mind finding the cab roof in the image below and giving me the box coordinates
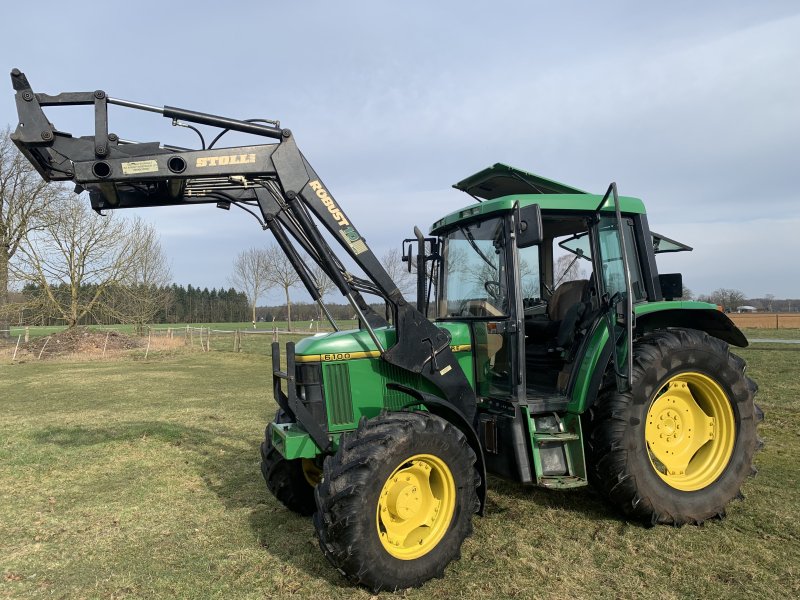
[453,163,588,199]
[431,163,646,235]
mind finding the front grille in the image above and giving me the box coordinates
[324,363,353,425]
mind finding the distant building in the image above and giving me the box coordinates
[735,306,758,313]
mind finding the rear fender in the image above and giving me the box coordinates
[635,308,748,347]
[571,307,747,415]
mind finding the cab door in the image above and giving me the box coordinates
[592,183,635,392]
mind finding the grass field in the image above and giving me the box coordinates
[0,341,798,599]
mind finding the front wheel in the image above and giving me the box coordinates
[313,411,479,592]
[260,410,321,516]
[585,328,761,525]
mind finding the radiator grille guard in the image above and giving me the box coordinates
[271,341,329,452]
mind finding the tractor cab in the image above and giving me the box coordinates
[423,165,654,485]
[430,164,649,408]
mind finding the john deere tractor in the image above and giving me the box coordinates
[11,69,761,592]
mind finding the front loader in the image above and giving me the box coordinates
[10,69,762,592]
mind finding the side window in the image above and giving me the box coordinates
[623,220,646,301]
[518,245,541,305]
[553,233,590,286]
[597,217,645,302]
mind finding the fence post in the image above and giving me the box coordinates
[207,328,211,352]
[24,326,29,343]
[38,337,50,360]
[12,334,21,362]
[102,331,110,358]
[190,327,194,347]
[145,330,152,359]
[776,314,779,330]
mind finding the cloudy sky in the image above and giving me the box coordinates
[1,1,797,302]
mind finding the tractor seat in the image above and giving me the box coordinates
[547,279,589,322]
[525,279,590,345]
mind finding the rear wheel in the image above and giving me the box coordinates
[585,328,761,525]
[313,411,479,592]
[260,410,319,516]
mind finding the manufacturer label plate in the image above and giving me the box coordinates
[121,160,159,175]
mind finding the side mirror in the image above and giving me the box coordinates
[517,203,543,248]
[659,273,683,300]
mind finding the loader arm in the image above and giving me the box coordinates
[9,69,476,425]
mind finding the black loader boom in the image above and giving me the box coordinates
[9,68,476,426]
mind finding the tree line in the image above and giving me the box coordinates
[12,283,249,327]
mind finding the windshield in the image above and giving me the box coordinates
[437,216,509,318]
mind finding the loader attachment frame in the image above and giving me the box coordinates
[9,68,477,427]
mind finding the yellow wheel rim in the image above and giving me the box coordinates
[301,459,322,487]
[376,454,456,560]
[645,372,736,491]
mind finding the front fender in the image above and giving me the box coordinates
[386,383,486,516]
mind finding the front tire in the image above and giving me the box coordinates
[585,328,761,525]
[313,411,479,592]
[260,410,320,516]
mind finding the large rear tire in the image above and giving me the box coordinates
[260,410,320,516]
[313,411,479,592]
[585,328,761,525]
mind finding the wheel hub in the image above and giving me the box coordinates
[386,476,423,520]
[645,372,735,491]
[376,454,456,560]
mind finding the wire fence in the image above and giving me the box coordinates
[727,313,800,329]
[175,326,317,355]
[0,324,327,362]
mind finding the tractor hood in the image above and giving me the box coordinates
[294,323,472,363]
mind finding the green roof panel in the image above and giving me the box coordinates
[453,163,588,199]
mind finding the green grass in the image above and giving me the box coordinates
[0,344,798,599]
[743,327,800,340]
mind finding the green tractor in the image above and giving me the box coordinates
[11,70,760,593]
[265,166,761,590]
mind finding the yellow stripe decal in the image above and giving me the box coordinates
[295,350,382,363]
[295,345,470,363]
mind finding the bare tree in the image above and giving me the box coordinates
[307,256,337,322]
[709,288,746,312]
[765,293,775,312]
[0,128,64,337]
[229,247,270,326]
[13,194,145,327]
[554,254,586,286]
[264,244,300,331]
[381,248,415,297]
[119,217,172,331]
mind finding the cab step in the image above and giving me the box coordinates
[538,475,588,489]
[528,411,588,489]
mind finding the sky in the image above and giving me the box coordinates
[1,1,798,302]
